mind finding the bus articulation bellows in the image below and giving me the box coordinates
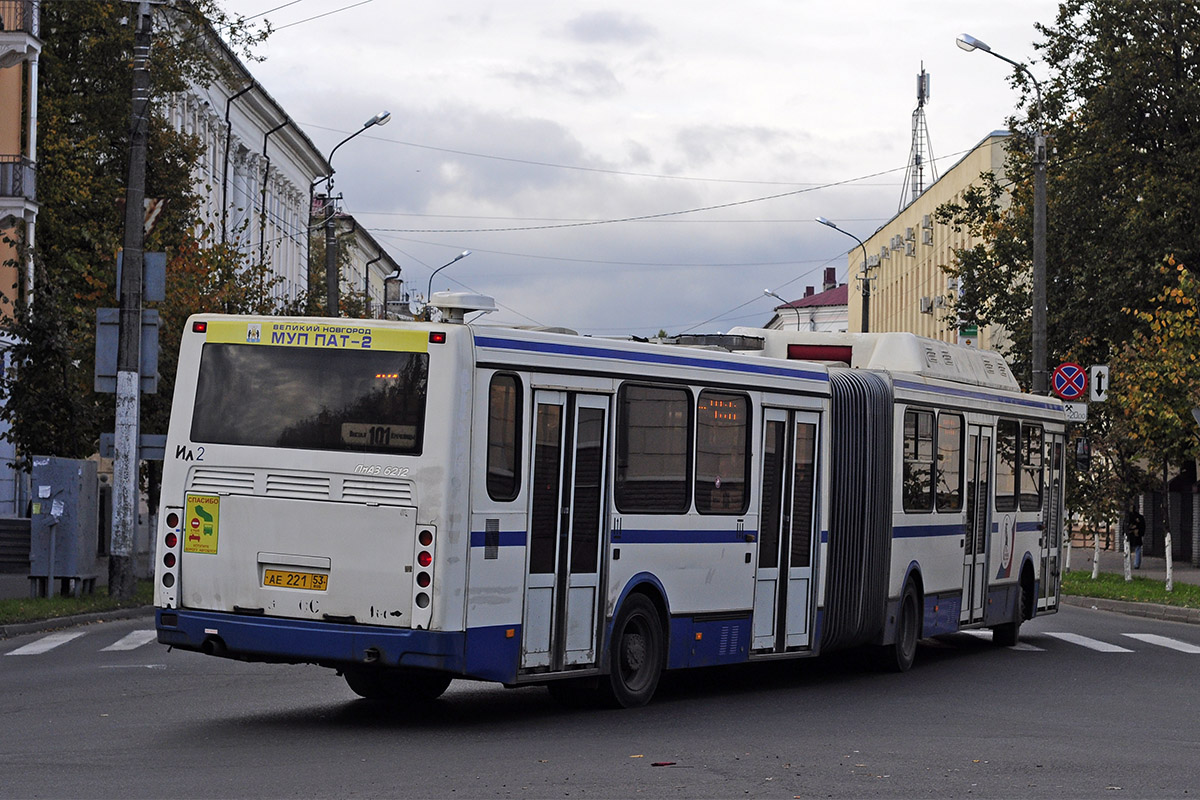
[154,294,1066,707]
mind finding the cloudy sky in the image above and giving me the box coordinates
[225,0,1061,336]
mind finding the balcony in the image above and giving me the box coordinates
[0,0,41,69]
[0,155,35,202]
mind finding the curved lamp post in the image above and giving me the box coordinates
[957,33,1048,394]
[425,250,472,320]
[816,217,871,332]
[763,289,802,330]
[322,110,391,317]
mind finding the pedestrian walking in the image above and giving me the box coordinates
[1126,508,1145,569]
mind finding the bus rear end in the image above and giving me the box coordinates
[154,315,473,693]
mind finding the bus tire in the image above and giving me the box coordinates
[603,594,664,708]
[343,667,452,703]
[992,571,1033,647]
[879,582,920,673]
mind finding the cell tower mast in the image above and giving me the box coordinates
[900,64,938,212]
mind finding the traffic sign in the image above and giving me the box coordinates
[1090,365,1109,402]
[1052,362,1088,401]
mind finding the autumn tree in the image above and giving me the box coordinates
[1109,258,1200,586]
[936,1,1200,522]
[0,2,266,465]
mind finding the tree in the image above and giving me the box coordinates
[1109,258,1200,588]
[936,1,1200,525]
[0,3,266,468]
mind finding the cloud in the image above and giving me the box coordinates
[503,59,624,98]
[562,11,657,45]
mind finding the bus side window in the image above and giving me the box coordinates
[486,373,523,502]
[902,409,934,512]
[936,413,964,512]
[1020,424,1044,511]
[615,384,692,513]
[995,419,1019,512]
[695,390,750,514]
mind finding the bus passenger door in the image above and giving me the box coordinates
[752,409,819,653]
[1040,434,1065,611]
[961,425,992,624]
[521,391,609,672]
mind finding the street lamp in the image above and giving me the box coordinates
[763,289,802,331]
[321,110,392,317]
[424,250,472,320]
[816,217,871,332]
[957,33,1048,394]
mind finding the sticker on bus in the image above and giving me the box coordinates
[184,494,220,555]
[202,319,429,353]
[340,423,418,449]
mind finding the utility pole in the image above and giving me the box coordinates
[111,0,153,600]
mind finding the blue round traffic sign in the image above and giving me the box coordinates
[1052,362,1088,400]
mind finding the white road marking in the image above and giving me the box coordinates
[5,631,87,656]
[1122,633,1200,654]
[1044,632,1133,652]
[960,629,1045,650]
[101,630,158,652]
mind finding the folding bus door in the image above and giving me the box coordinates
[961,425,992,624]
[752,408,819,653]
[521,391,609,671]
[1040,433,1065,610]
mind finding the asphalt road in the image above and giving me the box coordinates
[2,605,1198,799]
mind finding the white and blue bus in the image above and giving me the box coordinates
[154,294,1066,707]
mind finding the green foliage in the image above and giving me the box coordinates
[1110,259,1200,466]
[936,1,1200,521]
[0,580,153,626]
[0,2,270,466]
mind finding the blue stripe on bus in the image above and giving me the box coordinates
[892,524,964,539]
[474,335,829,384]
[892,378,1063,412]
[469,530,527,548]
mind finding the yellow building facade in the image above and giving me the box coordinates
[848,131,1009,352]
[0,0,40,318]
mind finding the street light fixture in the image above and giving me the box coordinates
[816,217,871,332]
[957,32,1048,394]
[425,250,472,320]
[322,110,392,317]
[763,289,802,331]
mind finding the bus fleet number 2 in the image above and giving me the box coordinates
[353,464,410,478]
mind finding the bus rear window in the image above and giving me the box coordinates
[190,344,428,454]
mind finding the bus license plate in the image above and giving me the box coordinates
[263,569,328,591]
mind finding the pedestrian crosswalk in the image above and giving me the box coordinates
[4,626,1200,658]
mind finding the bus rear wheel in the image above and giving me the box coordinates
[603,594,664,708]
[878,583,920,673]
[993,572,1033,647]
[342,667,452,703]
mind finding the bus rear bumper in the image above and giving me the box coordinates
[156,608,519,683]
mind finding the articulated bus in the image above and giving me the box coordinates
[154,294,1066,707]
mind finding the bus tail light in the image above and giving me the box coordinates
[412,526,436,630]
[158,506,183,607]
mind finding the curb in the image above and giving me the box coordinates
[0,605,154,640]
[1061,594,1200,625]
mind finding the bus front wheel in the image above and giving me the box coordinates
[603,594,664,708]
[342,667,451,703]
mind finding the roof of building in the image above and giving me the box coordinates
[775,283,848,309]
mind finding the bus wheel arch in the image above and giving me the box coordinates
[603,587,667,708]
